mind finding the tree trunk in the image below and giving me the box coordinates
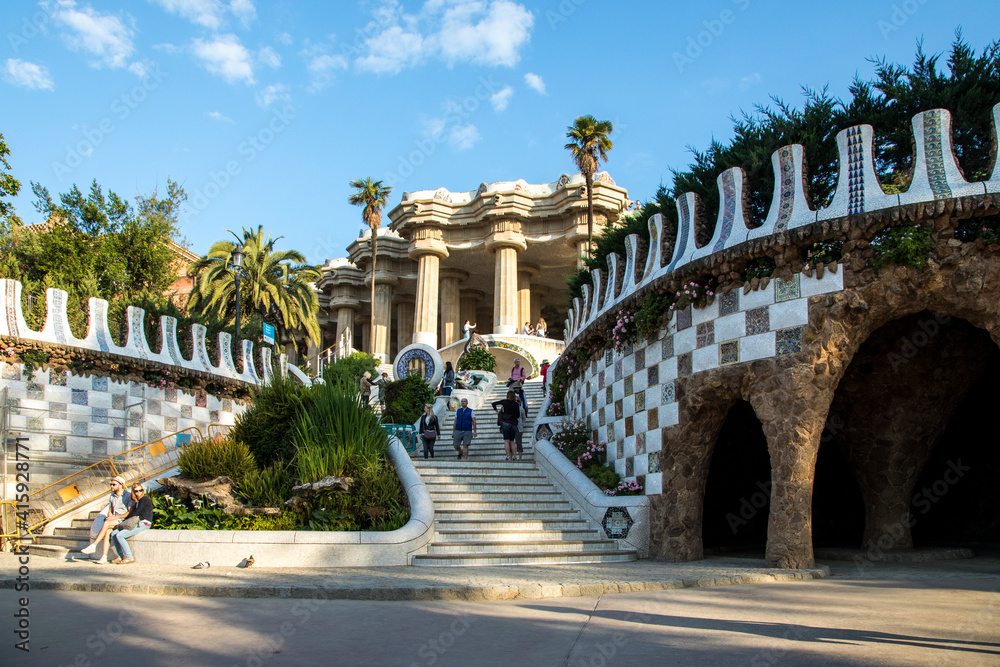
[585,172,595,257]
[370,231,377,355]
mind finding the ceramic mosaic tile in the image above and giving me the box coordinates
[165,387,178,403]
[49,435,66,452]
[92,439,107,456]
[7,397,20,415]
[647,407,659,430]
[210,410,220,422]
[50,402,66,420]
[223,398,233,412]
[91,375,108,391]
[614,400,623,420]
[623,343,633,357]
[114,427,126,439]
[746,306,770,336]
[719,290,739,316]
[662,381,676,404]
[92,407,108,424]
[720,340,740,365]
[591,395,597,411]
[130,381,143,398]
[623,416,633,437]
[605,350,613,365]
[71,421,88,436]
[623,376,633,397]
[677,352,692,377]
[71,389,88,406]
[112,394,126,410]
[676,305,692,331]
[195,393,208,408]
[635,347,645,370]
[776,326,805,355]
[164,416,178,432]
[129,411,141,427]
[625,456,634,477]
[648,452,660,474]
[2,364,17,380]
[28,417,43,431]
[775,274,801,302]
[598,371,605,390]
[606,387,613,403]
[49,369,67,386]
[636,432,646,455]
[181,404,193,419]
[614,360,623,382]
[635,391,645,413]
[661,336,674,360]
[647,365,659,387]
[147,399,161,416]
[599,409,606,426]
[26,382,43,400]
[696,321,715,348]
[615,441,623,460]
[148,429,161,442]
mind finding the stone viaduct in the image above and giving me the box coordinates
[555,105,1000,569]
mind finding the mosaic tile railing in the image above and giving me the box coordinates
[0,280,274,386]
[562,104,1000,347]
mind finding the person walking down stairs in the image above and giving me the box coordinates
[491,391,520,461]
[419,403,440,459]
[452,398,477,461]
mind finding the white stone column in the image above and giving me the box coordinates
[370,275,396,363]
[517,265,538,335]
[486,219,526,337]
[335,307,355,349]
[439,269,467,347]
[396,299,414,353]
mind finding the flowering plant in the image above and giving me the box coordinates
[575,440,606,469]
[604,478,644,497]
[804,240,843,268]
[547,400,565,417]
[610,308,637,352]
[672,279,715,310]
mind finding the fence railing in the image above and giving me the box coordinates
[21,426,205,534]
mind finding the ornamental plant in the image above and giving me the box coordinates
[868,225,934,269]
[546,399,565,417]
[954,216,1000,244]
[457,347,497,372]
[804,240,843,268]
[635,292,674,339]
[672,278,716,310]
[742,256,777,282]
[610,307,637,351]
[605,478,644,497]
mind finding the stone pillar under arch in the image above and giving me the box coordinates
[369,273,397,363]
[395,299,414,355]
[517,265,538,335]
[409,235,448,348]
[531,285,549,332]
[335,306,355,348]
[486,219,526,337]
[460,290,485,337]
[439,269,468,347]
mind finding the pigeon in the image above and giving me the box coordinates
[244,555,255,568]
[192,561,210,569]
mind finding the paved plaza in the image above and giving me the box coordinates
[3,552,998,666]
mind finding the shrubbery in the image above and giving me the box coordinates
[321,351,378,387]
[458,347,496,372]
[232,374,312,466]
[869,225,935,268]
[381,374,435,425]
[177,437,257,484]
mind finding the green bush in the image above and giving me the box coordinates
[457,347,496,372]
[297,456,409,532]
[381,374,435,425]
[869,225,935,268]
[236,459,295,507]
[804,240,843,267]
[177,437,257,484]
[228,510,301,531]
[584,464,620,492]
[232,374,312,466]
[152,493,302,530]
[292,378,388,482]
[635,293,674,339]
[743,256,776,281]
[321,352,379,387]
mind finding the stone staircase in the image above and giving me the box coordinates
[29,510,100,559]
[411,381,636,566]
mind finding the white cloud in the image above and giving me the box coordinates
[148,0,256,29]
[738,72,761,92]
[354,0,533,73]
[258,46,281,68]
[447,123,480,150]
[206,110,233,122]
[490,85,513,111]
[127,60,153,78]
[192,34,254,84]
[306,53,347,91]
[275,32,293,46]
[254,82,289,108]
[50,0,135,69]
[2,59,54,91]
[523,72,545,95]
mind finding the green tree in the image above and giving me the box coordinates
[0,132,22,231]
[565,115,613,255]
[348,177,392,355]
[187,226,321,350]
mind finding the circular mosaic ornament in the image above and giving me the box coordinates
[393,343,444,389]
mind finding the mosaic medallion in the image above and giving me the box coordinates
[602,506,634,539]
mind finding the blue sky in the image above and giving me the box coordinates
[1,0,995,265]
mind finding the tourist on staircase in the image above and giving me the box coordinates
[491,391,521,461]
[452,397,477,460]
[514,393,528,461]
[419,403,440,459]
[508,359,527,405]
[440,361,455,396]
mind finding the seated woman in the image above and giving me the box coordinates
[109,482,154,564]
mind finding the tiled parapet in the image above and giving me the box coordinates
[0,279,276,387]
[563,103,1000,345]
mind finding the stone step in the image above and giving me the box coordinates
[427,500,572,511]
[426,540,621,555]
[423,482,556,492]
[426,491,565,502]
[54,526,92,538]
[434,509,583,521]
[413,460,534,470]
[411,550,637,567]
[33,534,89,550]
[433,529,603,542]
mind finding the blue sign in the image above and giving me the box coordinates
[262,322,275,345]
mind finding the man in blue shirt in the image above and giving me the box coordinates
[452,397,477,460]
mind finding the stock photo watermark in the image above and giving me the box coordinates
[673,0,753,73]
[409,612,475,666]
[877,0,931,40]
[6,3,59,53]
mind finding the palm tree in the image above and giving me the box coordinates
[348,177,392,354]
[187,225,321,350]
[565,115,613,255]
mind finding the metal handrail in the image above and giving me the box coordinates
[22,426,206,534]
